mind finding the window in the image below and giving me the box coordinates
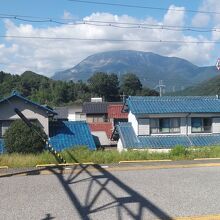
[0,120,12,137]
[159,118,170,133]
[75,112,86,121]
[171,118,181,133]
[191,117,212,133]
[150,118,180,134]
[150,118,159,134]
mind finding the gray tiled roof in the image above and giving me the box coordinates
[83,102,108,114]
[54,107,68,119]
[83,102,122,114]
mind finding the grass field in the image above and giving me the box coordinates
[1,146,220,168]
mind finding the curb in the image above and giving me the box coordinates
[0,166,8,169]
[119,160,172,164]
[174,213,220,220]
[36,162,94,167]
[194,158,220,161]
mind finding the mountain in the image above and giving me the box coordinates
[52,50,219,92]
[171,75,220,96]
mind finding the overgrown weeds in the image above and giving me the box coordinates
[1,146,220,168]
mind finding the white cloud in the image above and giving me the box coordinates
[0,7,216,77]
[192,0,220,27]
[192,13,210,27]
[163,5,185,26]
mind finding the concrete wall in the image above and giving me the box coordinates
[0,97,50,135]
[212,118,220,133]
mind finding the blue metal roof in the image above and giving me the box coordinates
[126,96,220,115]
[117,122,220,149]
[0,91,57,115]
[49,121,96,151]
[117,122,141,147]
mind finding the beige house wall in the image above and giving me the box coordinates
[0,98,50,135]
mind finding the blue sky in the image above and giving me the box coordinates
[0,0,219,76]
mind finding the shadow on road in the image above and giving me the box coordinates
[50,151,172,220]
[0,152,172,220]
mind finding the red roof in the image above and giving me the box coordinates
[108,104,128,119]
[89,122,113,138]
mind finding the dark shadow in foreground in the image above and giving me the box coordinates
[0,152,172,220]
[49,151,172,220]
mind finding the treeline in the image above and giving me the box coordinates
[0,71,158,106]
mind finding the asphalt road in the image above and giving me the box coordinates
[1,164,220,220]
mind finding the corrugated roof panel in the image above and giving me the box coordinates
[138,136,191,149]
[117,123,220,149]
[190,135,220,146]
[117,122,140,147]
[49,121,96,151]
[127,96,220,114]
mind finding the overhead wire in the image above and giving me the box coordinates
[0,14,220,33]
[0,35,219,44]
[69,0,220,15]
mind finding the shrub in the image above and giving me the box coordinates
[4,120,47,154]
[170,145,187,158]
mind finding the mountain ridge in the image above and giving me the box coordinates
[52,50,219,92]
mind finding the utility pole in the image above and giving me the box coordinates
[155,80,166,97]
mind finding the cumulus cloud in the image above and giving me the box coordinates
[163,5,185,26]
[0,6,216,76]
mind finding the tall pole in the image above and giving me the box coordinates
[155,80,166,97]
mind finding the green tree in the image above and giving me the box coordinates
[139,87,159,96]
[88,72,120,101]
[120,73,142,96]
[4,120,46,154]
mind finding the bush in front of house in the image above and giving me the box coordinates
[4,120,47,154]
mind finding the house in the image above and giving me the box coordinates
[0,91,96,153]
[116,96,220,152]
[54,104,86,121]
[0,91,57,136]
[82,102,109,123]
[82,100,129,147]
[108,104,128,126]
[68,104,86,121]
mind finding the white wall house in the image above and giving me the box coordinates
[68,104,86,121]
[116,96,220,152]
[128,112,220,136]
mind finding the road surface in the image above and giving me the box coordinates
[1,163,220,220]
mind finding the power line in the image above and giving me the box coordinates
[69,0,220,15]
[1,14,220,33]
[1,35,219,44]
